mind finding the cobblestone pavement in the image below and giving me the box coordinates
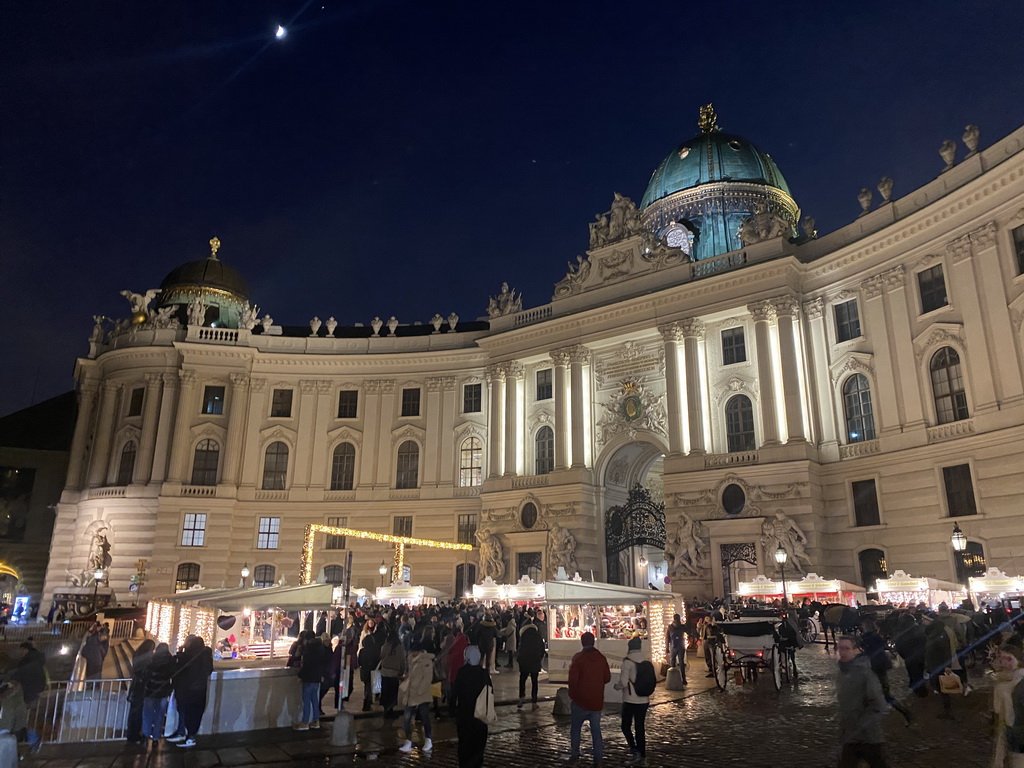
[32,645,998,768]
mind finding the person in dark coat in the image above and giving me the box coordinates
[860,618,911,725]
[516,621,545,709]
[141,643,174,744]
[294,632,331,730]
[357,633,381,712]
[892,610,928,698]
[450,645,491,768]
[167,635,213,748]
[476,614,499,673]
[126,639,156,744]
[10,641,47,706]
[81,623,109,679]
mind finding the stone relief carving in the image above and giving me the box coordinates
[598,249,634,282]
[913,325,965,361]
[760,510,812,573]
[606,192,643,243]
[595,377,667,445]
[668,474,806,517]
[186,299,207,327]
[606,456,629,487]
[593,340,665,389]
[830,354,875,387]
[486,282,522,318]
[803,297,824,320]
[553,254,592,297]
[547,523,578,577]
[737,206,792,244]
[663,511,708,578]
[747,300,778,323]
[143,306,181,331]
[476,528,505,581]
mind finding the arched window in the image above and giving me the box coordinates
[396,441,419,489]
[330,443,356,490]
[323,565,345,586]
[116,440,137,485]
[262,441,289,490]
[535,426,554,475]
[858,549,887,591]
[253,564,276,588]
[175,562,201,591]
[930,347,969,424]
[455,563,477,596]
[842,374,876,443]
[725,395,756,452]
[191,439,220,486]
[460,437,483,487]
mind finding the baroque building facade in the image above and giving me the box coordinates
[43,112,1024,608]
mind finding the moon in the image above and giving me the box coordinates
[275,25,287,39]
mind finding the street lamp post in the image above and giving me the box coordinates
[951,523,973,608]
[240,563,250,589]
[775,546,789,605]
[91,567,105,614]
[379,561,388,588]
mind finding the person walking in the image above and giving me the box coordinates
[81,623,109,679]
[477,613,499,673]
[450,646,491,768]
[992,644,1024,767]
[398,640,435,754]
[500,616,518,669]
[516,620,544,710]
[860,618,911,725]
[566,632,611,766]
[923,611,958,718]
[378,627,407,718]
[167,635,213,749]
[294,631,330,730]
[141,643,174,746]
[10,641,48,708]
[614,637,650,766]
[357,633,381,712]
[835,634,888,768]
[666,614,687,684]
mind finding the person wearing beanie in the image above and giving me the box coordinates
[398,640,436,754]
[614,637,650,766]
[567,632,611,765]
[992,643,1024,766]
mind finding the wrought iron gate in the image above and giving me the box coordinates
[604,484,665,585]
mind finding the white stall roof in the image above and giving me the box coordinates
[194,583,336,612]
[543,580,673,606]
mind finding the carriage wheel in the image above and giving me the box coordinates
[771,648,782,691]
[712,644,727,690]
[800,618,818,645]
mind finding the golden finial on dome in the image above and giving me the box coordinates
[698,104,720,134]
[209,236,221,260]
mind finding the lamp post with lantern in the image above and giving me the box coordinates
[239,563,250,589]
[379,561,388,588]
[775,546,789,605]
[951,523,974,608]
[91,567,105,614]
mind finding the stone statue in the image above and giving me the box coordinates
[325,316,338,336]
[553,254,592,297]
[119,289,160,317]
[857,188,873,216]
[447,312,459,331]
[261,314,274,332]
[430,314,444,333]
[607,193,639,242]
[239,304,260,331]
[186,299,207,327]
[370,317,383,336]
[310,316,322,336]
[801,216,817,239]
[547,523,578,576]
[877,176,894,204]
[486,282,522,318]
[589,212,609,249]
[89,528,112,572]
[476,528,505,581]
[939,140,957,170]
[962,124,980,154]
[738,207,791,244]
[386,316,398,336]
[664,512,707,578]
[760,510,811,572]
[90,316,108,343]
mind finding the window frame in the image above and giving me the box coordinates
[175,562,201,592]
[393,515,413,539]
[322,564,345,586]
[940,462,978,518]
[400,388,421,417]
[180,513,207,547]
[463,383,482,414]
[720,327,747,366]
[127,387,145,417]
[270,388,294,418]
[535,368,553,401]
[1012,224,1024,276]
[252,564,276,588]
[917,264,949,315]
[857,548,888,592]
[842,373,876,443]
[337,390,358,419]
[330,442,356,491]
[116,440,137,485]
[929,346,970,424]
[191,438,220,486]
[459,436,483,487]
[724,394,756,453]
[457,513,478,545]
[257,516,281,549]
[262,441,289,490]
[325,516,347,550]
[395,440,420,489]
[535,425,554,475]
[850,478,881,527]
[201,385,226,415]
[833,299,862,343]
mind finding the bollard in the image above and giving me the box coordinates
[665,666,686,690]
[553,686,572,716]
[331,711,356,746]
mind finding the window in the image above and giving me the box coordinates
[337,390,358,419]
[116,441,137,485]
[917,264,948,314]
[191,439,220,486]
[396,441,419,489]
[958,541,987,579]
[1014,225,1024,275]
[943,464,977,517]
[401,388,421,417]
[180,513,207,546]
[252,564,276,588]
[127,387,145,417]
[535,426,554,474]
[834,300,862,343]
[325,516,347,550]
[323,565,345,586]
[725,395,756,452]
[463,383,482,413]
[721,327,746,365]
[257,517,281,549]
[202,386,225,415]
[457,514,478,545]
[330,443,356,490]
[459,437,483,487]
[393,516,413,538]
[858,549,887,591]
[930,347,969,424]
[262,442,289,489]
[520,502,538,529]
[270,389,293,418]
[175,563,201,592]
[536,369,553,401]
[852,479,880,527]
[455,563,477,595]
[843,374,876,443]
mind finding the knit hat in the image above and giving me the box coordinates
[627,637,642,651]
[580,632,596,647]
[464,645,482,666]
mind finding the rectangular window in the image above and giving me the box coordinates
[180,513,207,547]
[257,517,280,549]
[325,516,347,550]
[457,513,478,545]
[721,327,746,365]
[270,389,293,418]
[834,300,862,343]
[536,368,553,401]
[401,388,421,417]
[943,464,977,517]
[463,383,482,413]
[393,516,413,539]
[1014,225,1024,275]
[127,387,145,417]
[202,386,225,415]
[337,390,358,419]
[851,479,880,527]
[918,264,949,314]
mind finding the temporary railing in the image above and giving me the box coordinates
[28,678,132,744]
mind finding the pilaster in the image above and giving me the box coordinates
[657,324,685,455]
[747,300,780,445]
[134,373,164,485]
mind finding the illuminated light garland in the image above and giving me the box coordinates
[194,608,215,648]
[177,606,192,650]
[157,602,173,646]
[300,524,474,585]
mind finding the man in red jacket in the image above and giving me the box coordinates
[567,632,611,765]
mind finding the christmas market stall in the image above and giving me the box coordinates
[873,570,966,608]
[968,568,1024,603]
[375,583,445,606]
[472,575,546,606]
[736,573,867,606]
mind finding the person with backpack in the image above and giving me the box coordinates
[614,637,654,767]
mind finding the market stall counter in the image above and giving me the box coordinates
[873,570,966,608]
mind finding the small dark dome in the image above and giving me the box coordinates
[160,257,250,300]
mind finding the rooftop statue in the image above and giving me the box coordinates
[486,282,522,318]
[120,289,159,319]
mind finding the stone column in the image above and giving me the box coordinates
[166,371,198,484]
[680,318,707,454]
[134,373,164,484]
[424,378,443,486]
[66,381,99,490]
[657,324,685,455]
[307,381,333,491]
[568,346,589,468]
[550,350,571,469]
[375,381,396,488]
[802,298,838,445]
[880,266,926,428]
[859,275,900,434]
[485,365,505,479]
[149,373,178,484]
[438,377,458,486]
[503,362,523,476]
[747,300,781,446]
[947,234,998,412]
[772,297,807,443]
[86,381,120,487]
[292,380,319,488]
[238,378,267,489]
[218,374,250,487]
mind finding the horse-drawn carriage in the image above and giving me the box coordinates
[710,618,798,691]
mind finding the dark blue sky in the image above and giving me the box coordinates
[2,1,1023,415]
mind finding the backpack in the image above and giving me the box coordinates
[631,659,657,697]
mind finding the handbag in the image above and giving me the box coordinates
[474,683,497,724]
[163,693,179,738]
[370,669,383,695]
[938,669,963,695]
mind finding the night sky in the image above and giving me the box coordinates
[2,1,1023,416]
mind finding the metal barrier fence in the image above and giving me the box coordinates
[1,619,136,644]
[28,679,132,744]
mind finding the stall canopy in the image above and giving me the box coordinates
[472,576,545,603]
[195,583,337,612]
[376,584,445,605]
[969,567,1024,596]
[873,570,966,606]
[544,579,670,606]
[737,574,866,599]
